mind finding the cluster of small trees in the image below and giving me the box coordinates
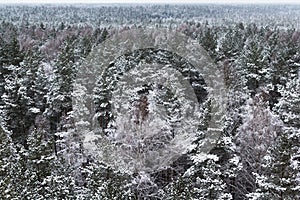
[0,5,299,199]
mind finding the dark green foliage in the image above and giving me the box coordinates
[198,25,218,59]
[46,36,79,153]
[161,176,193,200]
[0,126,20,199]
[0,5,299,199]
[0,46,47,145]
[83,162,132,199]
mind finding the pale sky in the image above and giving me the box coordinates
[0,0,299,4]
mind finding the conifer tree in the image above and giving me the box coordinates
[47,36,78,153]
[22,128,55,199]
[252,78,300,200]
[0,125,20,199]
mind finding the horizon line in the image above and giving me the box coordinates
[1,2,300,5]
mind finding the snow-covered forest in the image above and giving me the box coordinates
[0,4,300,199]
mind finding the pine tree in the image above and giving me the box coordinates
[1,64,28,144]
[217,25,245,61]
[0,22,23,109]
[252,78,300,199]
[20,47,48,115]
[186,152,232,200]
[0,22,23,67]
[47,36,78,153]
[162,176,192,200]
[42,156,76,199]
[22,128,55,199]
[198,25,218,59]
[0,46,48,145]
[0,125,20,199]
[238,34,271,96]
[84,162,131,199]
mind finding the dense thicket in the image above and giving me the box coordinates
[0,4,299,199]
